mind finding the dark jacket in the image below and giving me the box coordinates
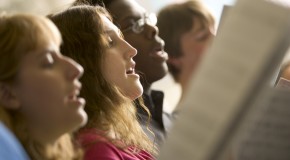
[136,90,173,146]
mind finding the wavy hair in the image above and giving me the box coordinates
[49,5,155,154]
[0,13,82,160]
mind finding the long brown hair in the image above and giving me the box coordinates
[49,5,155,153]
[0,13,82,160]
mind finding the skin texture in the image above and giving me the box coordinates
[172,18,214,92]
[102,15,143,100]
[11,36,87,143]
[281,64,290,80]
[107,0,168,93]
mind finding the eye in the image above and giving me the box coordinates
[107,36,115,48]
[41,53,55,68]
[195,30,210,42]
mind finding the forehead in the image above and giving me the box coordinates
[108,0,146,21]
[19,18,61,57]
[30,18,61,49]
[101,15,119,32]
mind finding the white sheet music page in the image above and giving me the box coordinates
[233,87,290,160]
[158,0,290,159]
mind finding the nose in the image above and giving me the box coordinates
[144,23,158,40]
[63,56,84,81]
[123,40,137,58]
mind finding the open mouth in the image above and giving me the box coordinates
[67,89,80,101]
[126,68,135,74]
[150,47,168,61]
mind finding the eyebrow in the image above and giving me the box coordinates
[121,15,138,23]
[193,26,208,34]
[105,29,123,37]
[35,49,58,59]
[119,13,144,24]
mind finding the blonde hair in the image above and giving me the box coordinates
[49,5,156,154]
[0,13,82,160]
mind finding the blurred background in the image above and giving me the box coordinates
[0,0,235,26]
[0,0,236,113]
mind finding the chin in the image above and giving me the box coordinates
[70,110,88,132]
[129,82,143,100]
[78,109,88,127]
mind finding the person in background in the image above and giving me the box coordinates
[275,54,290,84]
[49,5,156,159]
[157,0,215,102]
[73,0,171,146]
[0,13,87,160]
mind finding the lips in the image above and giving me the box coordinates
[126,68,135,74]
[150,46,168,62]
[67,83,85,107]
[126,61,136,75]
[67,89,80,101]
[150,40,168,62]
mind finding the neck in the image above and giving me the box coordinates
[140,77,152,95]
[28,126,58,146]
[142,83,152,95]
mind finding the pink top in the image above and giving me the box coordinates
[78,129,155,160]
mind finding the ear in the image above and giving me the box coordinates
[0,83,20,110]
[167,57,182,69]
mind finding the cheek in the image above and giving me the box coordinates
[103,62,123,86]
[18,78,65,123]
[103,53,125,86]
[183,42,206,56]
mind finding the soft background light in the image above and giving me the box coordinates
[0,0,236,113]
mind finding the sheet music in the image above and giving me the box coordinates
[158,0,290,159]
[233,88,290,160]
[217,5,231,34]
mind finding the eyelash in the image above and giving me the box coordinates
[42,53,55,68]
[107,36,115,47]
[195,32,210,42]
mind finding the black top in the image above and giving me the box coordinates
[136,90,173,146]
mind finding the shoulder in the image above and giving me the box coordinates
[0,122,29,160]
[78,129,124,160]
[84,140,124,160]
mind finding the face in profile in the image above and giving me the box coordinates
[176,18,214,86]
[107,0,168,84]
[101,15,143,100]
[12,21,87,137]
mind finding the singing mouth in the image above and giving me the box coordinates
[67,83,82,101]
[150,41,168,61]
[68,89,80,101]
[126,67,135,74]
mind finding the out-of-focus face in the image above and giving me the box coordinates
[13,25,87,139]
[281,64,290,80]
[101,15,143,100]
[175,18,214,88]
[107,0,168,85]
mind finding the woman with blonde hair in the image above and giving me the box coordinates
[0,13,87,160]
[49,5,155,160]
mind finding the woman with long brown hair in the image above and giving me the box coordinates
[50,5,155,160]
